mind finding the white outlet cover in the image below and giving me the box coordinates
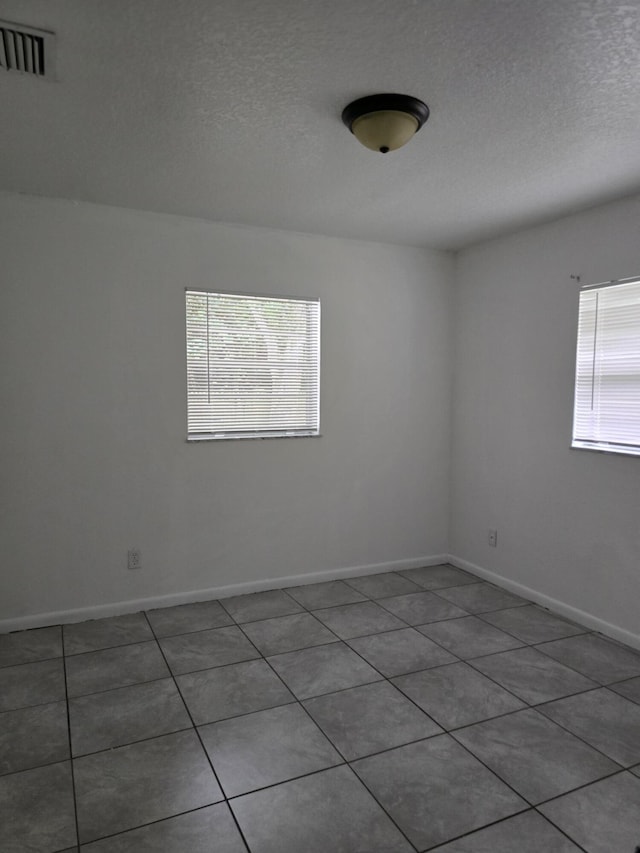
[127,549,142,569]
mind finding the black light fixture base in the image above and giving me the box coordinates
[341,93,430,133]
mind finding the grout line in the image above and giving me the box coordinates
[6,568,639,852]
[60,648,81,850]
[189,698,300,729]
[449,710,626,776]
[63,636,156,658]
[0,652,64,671]
[528,812,591,853]
[63,638,157,658]
[68,724,196,763]
[435,656,633,771]
[0,694,68,716]
[473,608,591,645]
[0,754,79,781]
[221,762,353,802]
[67,672,173,701]
[423,808,590,853]
[531,766,629,807]
[63,803,238,849]
[230,603,421,852]
[143,622,237,640]
[288,579,633,838]
[141,611,253,853]
[461,653,598,704]
[319,635,544,816]
[607,680,640,706]
[144,612,249,850]
[279,589,531,847]
[530,636,640,687]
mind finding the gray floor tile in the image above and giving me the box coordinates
[0,626,62,668]
[436,582,528,613]
[400,564,477,590]
[348,627,456,677]
[538,688,640,766]
[267,643,382,699]
[454,708,618,803]
[431,809,582,851]
[417,615,523,658]
[610,675,640,704]
[470,646,597,704]
[69,678,191,756]
[378,591,468,625]
[284,580,366,609]
[345,572,422,598]
[65,641,169,698]
[63,613,153,655]
[145,599,233,638]
[0,701,69,775]
[221,590,302,623]
[231,765,413,853]
[393,661,525,729]
[312,601,405,639]
[352,735,526,850]
[200,703,342,796]
[0,761,76,853]
[159,626,259,675]
[0,658,65,712]
[177,658,294,725]
[74,729,222,844]
[539,772,640,853]
[9,572,639,853]
[240,612,337,656]
[303,680,441,760]
[79,803,247,852]
[480,605,586,644]
[536,633,640,684]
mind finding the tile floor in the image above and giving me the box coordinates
[1,566,640,852]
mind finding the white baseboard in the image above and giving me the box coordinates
[448,554,640,653]
[0,553,449,633]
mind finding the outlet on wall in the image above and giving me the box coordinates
[127,548,142,570]
[488,529,498,547]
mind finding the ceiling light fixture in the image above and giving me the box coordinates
[342,93,429,154]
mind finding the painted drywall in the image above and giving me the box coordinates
[451,193,640,640]
[0,193,453,622]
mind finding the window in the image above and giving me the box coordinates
[572,276,640,457]
[186,290,320,441]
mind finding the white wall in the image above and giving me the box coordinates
[451,194,640,642]
[0,193,453,625]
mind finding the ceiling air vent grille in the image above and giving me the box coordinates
[0,20,55,78]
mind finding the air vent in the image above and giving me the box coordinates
[0,20,55,79]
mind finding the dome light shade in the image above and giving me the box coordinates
[342,94,429,153]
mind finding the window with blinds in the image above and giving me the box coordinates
[186,290,320,441]
[572,277,640,457]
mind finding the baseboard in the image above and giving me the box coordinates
[0,553,449,633]
[448,554,640,653]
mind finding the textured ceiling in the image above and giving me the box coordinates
[0,0,639,248]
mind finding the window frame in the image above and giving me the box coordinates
[571,275,640,459]
[185,287,321,442]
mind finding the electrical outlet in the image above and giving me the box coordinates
[127,548,142,570]
[488,529,498,547]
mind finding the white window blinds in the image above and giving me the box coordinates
[186,290,320,440]
[572,277,640,457]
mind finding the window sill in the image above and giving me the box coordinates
[571,442,640,458]
[187,432,322,443]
